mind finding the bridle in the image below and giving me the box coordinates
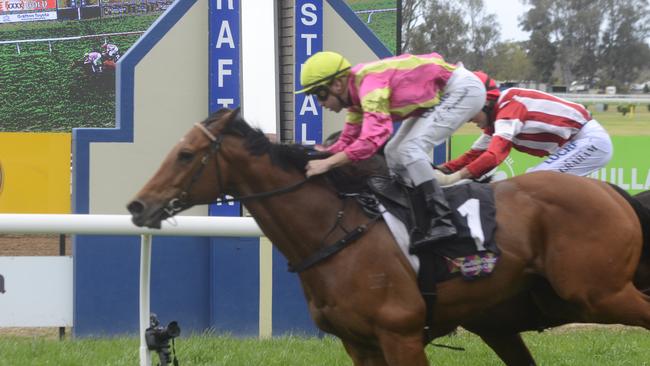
[163,119,381,275]
[163,122,309,217]
[163,123,224,216]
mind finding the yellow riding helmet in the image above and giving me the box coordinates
[295,51,351,94]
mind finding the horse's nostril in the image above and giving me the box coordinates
[127,200,145,215]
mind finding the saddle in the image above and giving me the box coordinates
[364,175,500,343]
[367,175,500,277]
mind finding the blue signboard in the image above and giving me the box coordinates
[209,0,260,336]
[209,0,241,217]
[294,0,323,145]
[269,0,326,336]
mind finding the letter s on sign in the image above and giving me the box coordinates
[301,3,317,26]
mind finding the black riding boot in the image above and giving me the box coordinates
[410,179,457,251]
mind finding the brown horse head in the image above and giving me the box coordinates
[127,108,243,228]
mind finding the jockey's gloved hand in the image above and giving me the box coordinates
[432,170,463,186]
[433,164,452,174]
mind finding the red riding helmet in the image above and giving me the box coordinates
[474,71,500,101]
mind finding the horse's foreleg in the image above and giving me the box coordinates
[341,341,389,366]
[340,332,428,366]
[476,332,537,366]
[376,331,429,366]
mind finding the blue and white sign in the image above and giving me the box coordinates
[209,0,241,216]
[294,0,323,144]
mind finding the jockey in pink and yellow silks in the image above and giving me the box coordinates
[296,51,487,251]
[326,53,456,160]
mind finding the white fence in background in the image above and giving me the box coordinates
[0,31,146,54]
[354,7,396,23]
[556,93,650,104]
[0,214,263,366]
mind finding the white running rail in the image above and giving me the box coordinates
[353,7,396,23]
[0,31,145,54]
[0,214,262,366]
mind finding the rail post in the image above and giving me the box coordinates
[139,234,152,366]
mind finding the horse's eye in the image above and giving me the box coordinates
[178,151,194,163]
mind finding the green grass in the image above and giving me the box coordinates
[346,0,396,8]
[1,327,650,365]
[588,104,650,136]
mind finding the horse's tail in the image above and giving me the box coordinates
[621,189,650,294]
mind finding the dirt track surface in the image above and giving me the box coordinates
[0,234,72,338]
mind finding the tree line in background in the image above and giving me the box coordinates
[402,0,650,91]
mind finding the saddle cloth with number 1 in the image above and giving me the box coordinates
[367,176,500,282]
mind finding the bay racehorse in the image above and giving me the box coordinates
[459,188,650,365]
[128,108,650,366]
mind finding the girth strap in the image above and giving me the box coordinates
[288,222,375,273]
[417,251,437,343]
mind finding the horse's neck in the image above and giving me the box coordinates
[238,171,348,266]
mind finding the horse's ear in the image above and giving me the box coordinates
[221,107,249,137]
[232,107,242,120]
[230,107,247,126]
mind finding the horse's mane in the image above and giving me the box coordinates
[203,109,387,192]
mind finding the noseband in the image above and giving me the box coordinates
[164,122,310,217]
[164,123,225,216]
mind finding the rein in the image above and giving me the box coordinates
[213,178,310,204]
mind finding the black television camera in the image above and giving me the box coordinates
[145,313,180,366]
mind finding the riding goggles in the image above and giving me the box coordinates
[307,84,331,102]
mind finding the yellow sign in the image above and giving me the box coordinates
[0,133,71,213]
[0,160,4,195]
